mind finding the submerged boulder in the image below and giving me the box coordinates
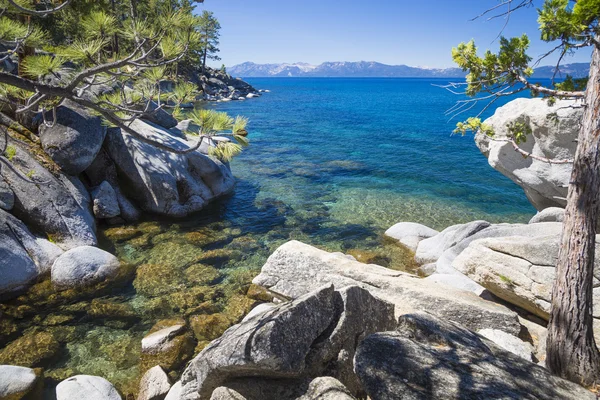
[253,241,521,335]
[476,98,582,210]
[39,100,107,175]
[354,313,594,400]
[104,119,235,217]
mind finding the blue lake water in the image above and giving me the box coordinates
[212,77,535,234]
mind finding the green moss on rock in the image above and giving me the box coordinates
[0,331,61,367]
[189,313,231,341]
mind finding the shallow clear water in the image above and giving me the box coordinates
[0,78,537,395]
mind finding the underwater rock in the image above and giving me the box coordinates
[103,226,143,242]
[184,264,221,286]
[51,246,121,289]
[56,375,121,400]
[0,331,60,367]
[134,264,186,297]
[189,314,232,341]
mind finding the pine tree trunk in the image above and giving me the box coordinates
[546,40,600,386]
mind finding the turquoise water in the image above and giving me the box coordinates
[213,77,535,233]
[0,78,538,395]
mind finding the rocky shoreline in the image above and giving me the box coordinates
[0,95,593,399]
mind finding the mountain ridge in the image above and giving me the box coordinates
[228,61,590,79]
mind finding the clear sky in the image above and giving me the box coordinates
[196,0,591,69]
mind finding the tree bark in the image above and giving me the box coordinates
[546,39,600,386]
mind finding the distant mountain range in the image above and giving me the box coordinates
[228,61,590,79]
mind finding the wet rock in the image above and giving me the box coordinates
[91,181,120,219]
[384,222,439,251]
[354,312,593,400]
[56,375,121,400]
[139,365,172,400]
[180,285,395,399]
[254,241,521,335]
[477,98,581,210]
[105,119,234,217]
[103,226,143,242]
[51,246,120,289]
[529,207,565,224]
[0,209,63,298]
[0,331,60,367]
[189,314,231,341]
[39,100,107,175]
[0,365,42,400]
[133,263,186,297]
[0,177,14,210]
[141,320,195,372]
[184,264,221,285]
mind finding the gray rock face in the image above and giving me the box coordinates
[1,139,96,248]
[56,375,122,400]
[140,101,178,129]
[180,284,395,400]
[139,365,172,400]
[51,246,120,289]
[477,329,534,361]
[91,181,120,219]
[354,313,594,400]
[39,100,107,175]
[105,119,235,217]
[141,325,186,355]
[253,241,520,335]
[423,222,563,294]
[0,209,63,298]
[297,377,356,400]
[384,222,439,251]
[164,381,182,400]
[453,233,600,323]
[415,220,491,265]
[0,365,41,400]
[0,177,14,210]
[529,207,565,224]
[476,98,582,210]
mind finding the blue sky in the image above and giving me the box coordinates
[198,0,591,69]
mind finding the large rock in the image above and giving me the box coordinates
[415,220,491,265]
[51,246,120,289]
[180,285,395,399]
[55,375,121,400]
[384,222,439,251]
[91,181,120,219]
[529,207,565,224]
[104,119,235,217]
[477,328,534,361]
[476,98,582,210]
[39,100,107,175]
[0,365,42,400]
[1,137,96,248]
[140,101,178,130]
[0,209,63,298]
[354,312,595,400]
[253,241,521,335]
[141,320,195,373]
[0,177,14,210]
[423,222,563,294]
[296,377,355,400]
[453,233,600,321]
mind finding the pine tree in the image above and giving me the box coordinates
[452,0,600,386]
[197,10,220,74]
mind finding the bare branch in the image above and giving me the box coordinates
[491,137,573,164]
[5,0,72,16]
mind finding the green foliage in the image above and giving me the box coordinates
[22,55,65,78]
[82,11,117,41]
[209,142,242,163]
[4,145,16,161]
[506,121,533,144]
[453,117,494,137]
[554,75,588,92]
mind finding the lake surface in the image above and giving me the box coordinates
[0,78,536,395]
